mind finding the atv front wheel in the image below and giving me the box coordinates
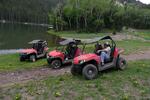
[30,55,36,62]
[51,59,62,69]
[117,57,127,70]
[82,64,98,80]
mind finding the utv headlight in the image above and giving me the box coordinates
[79,60,86,64]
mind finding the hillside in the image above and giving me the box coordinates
[118,0,150,8]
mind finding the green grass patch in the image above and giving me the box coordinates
[0,54,47,72]
[0,60,150,99]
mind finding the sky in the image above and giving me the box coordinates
[138,0,150,4]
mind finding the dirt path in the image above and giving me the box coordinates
[123,50,150,61]
[0,50,150,87]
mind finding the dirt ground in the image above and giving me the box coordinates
[0,50,150,87]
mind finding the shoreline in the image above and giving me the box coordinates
[0,49,23,55]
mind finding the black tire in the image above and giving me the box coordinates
[117,57,127,70]
[47,58,51,65]
[51,59,62,69]
[30,55,36,62]
[20,56,25,62]
[71,66,78,76]
[82,64,98,80]
[44,52,48,58]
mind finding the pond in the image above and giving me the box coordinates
[0,23,60,50]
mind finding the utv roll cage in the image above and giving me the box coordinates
[28,40,48,53]
[82,36,116,52]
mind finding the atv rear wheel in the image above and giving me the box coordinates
[51,59,62,69]
[82,64,98,80]
[30,55,36,62]
[117,57,127,70]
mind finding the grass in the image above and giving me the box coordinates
[126,29,150,40]
[116,40,150,55]
[48,30,108,39]
[48,29,150,41]
[0,29,149,99]
[134,31,150,40]
[0,54,48,72]
[0,60,149,99]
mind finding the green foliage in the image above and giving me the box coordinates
[51,0,150,32]
[13,93,21,100]
[0,0,60,23]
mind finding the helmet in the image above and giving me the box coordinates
[104,42,110,47]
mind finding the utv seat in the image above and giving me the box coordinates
[104,47,115,63]
[65,43,78,59]
[69,46,78,59]
[37,43,44,54]
[94,43,103,55]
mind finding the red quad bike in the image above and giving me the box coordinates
[47,39,84,69]
[19,40,48,62]
[71,36,127,80]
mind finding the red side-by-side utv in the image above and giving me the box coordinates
[71,36,127,80]
[47,39,84,69]
[19,40,48,62]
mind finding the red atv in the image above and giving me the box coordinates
[71,36,127,80]
[47,39,84,69]
[19,40,48,62]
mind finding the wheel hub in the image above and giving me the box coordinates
[54,62,60,68]
[88,70,93,75]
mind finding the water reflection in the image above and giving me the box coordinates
[0,23,59,49]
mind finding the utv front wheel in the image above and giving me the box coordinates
[71,66,78,75]
[82,64,98,80]
[117,57,127,70]
[20,56,25,62]
[51,59,62,69]
[30,55,36,62]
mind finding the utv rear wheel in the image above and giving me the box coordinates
[30,55,36,62]
[117,57,127,70]
[82,64,98,80]
[51,59,62,69]
[44,52,48,58]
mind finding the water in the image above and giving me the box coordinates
[0,23,59,50]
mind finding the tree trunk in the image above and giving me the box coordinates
[68,17,71,29]
[84,17,87,29]
[55,17,58,31]
[76,17,79,30]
